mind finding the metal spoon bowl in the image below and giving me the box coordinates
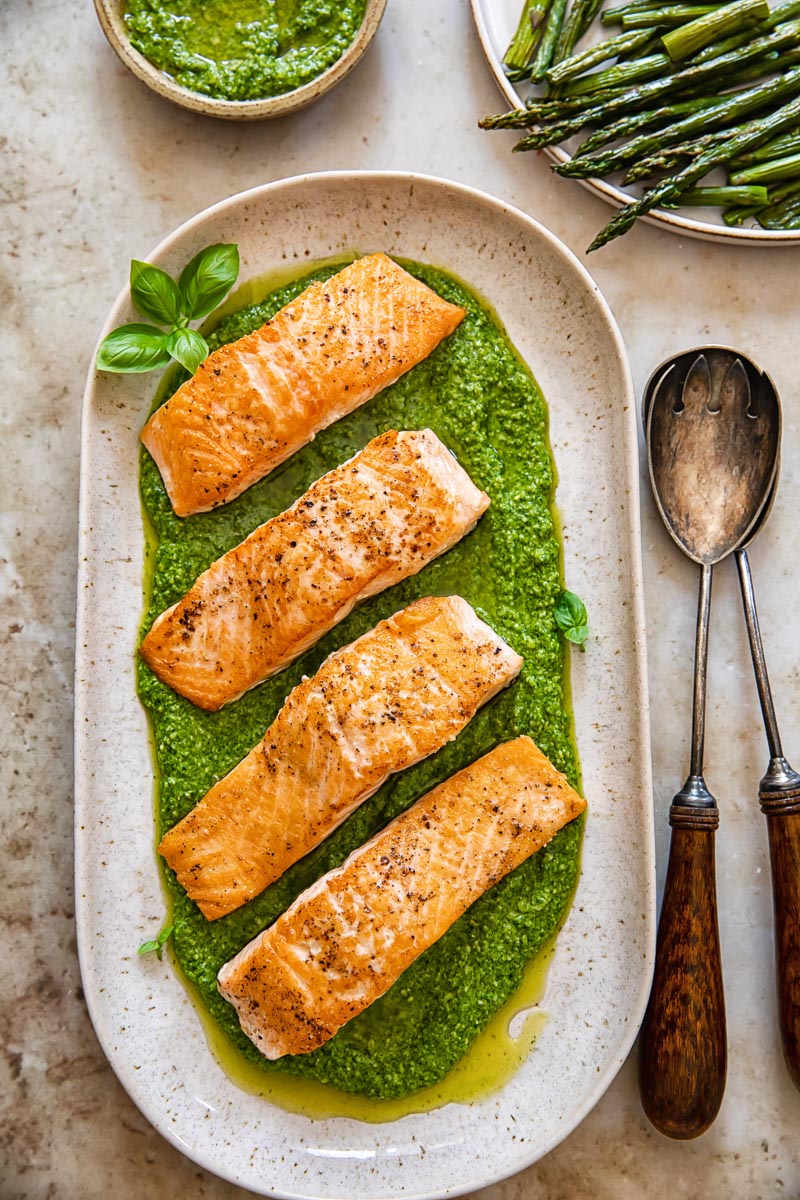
[644,347,780,562]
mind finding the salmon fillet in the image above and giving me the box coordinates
[158,596,522,920]
[141,254,466,517]
[218,736,585,1059]
[140,429,489,711]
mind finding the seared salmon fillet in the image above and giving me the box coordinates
[139,429,489,711]
[218,736,586,1059]
[158,596,522,920]
[141,253,466,517]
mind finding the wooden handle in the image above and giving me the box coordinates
[638,817,727,1138]
[763,808,800,1091]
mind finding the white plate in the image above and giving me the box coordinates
[471,0,800,246]
[75,171,655,1200]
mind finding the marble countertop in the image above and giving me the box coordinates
[3,0,800,1195]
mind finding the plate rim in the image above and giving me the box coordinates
[470,0,800,247]
[74,169,656,1200]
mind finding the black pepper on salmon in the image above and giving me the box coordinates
[217,736,586,1058]
[158,596,522,920]
[141,253,466,516]
[140,429,490,711]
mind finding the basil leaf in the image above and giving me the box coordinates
[96,324,172,373]
[178,242,240,320]
[167,328,209,375]
[554,588,589,650]
[130,259,183,325]
[138,923,174,961]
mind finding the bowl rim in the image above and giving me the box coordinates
[93,0,388,120]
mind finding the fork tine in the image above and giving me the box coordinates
[718,356,751,416]
[681,352,711,413]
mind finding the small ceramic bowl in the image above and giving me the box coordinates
[93,0,387,120]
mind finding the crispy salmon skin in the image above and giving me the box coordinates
[141,253,466,517]
[139,429,490,711]
[217,736,586,1059]
[158,596,522,920]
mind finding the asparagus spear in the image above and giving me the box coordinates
[574,135,707,180]
[479,97,589,130]
[513,29,800,155]
[587,91,800,249]
[722,177,800,221]
[622,5,720,26]
[723,205,761,222]
[621,132,723,181]
[582,13,800,102]
[501,0,800,100]
[530,0,570,79]
[557,68,800,178]
[604,0,666,23]
[689,0,800,61]
[562,53,671,97]
[722,43,800,80]
[544,26,653,85]
[756,0,800,26]
[572,96,718,155]
[503,0,553,73]
[601,0,676,24]
[553,0,606,63]
[544,19,800,136]
[512,40,800,155]
[756,185,800,224]
[661,0,769,59]
[662,184,770,203]
[618,31,668,57]
[731,149,800,182]
[571,0,608,40]
[731,126,800,162]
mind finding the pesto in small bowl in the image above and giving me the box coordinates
[123,0,368,102]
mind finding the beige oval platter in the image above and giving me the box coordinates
[93,0,387,120]
[75,171,655,1199]
[472,0,800,245]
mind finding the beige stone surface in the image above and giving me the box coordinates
[2,0,800,1196]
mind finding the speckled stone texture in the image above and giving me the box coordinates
[2,0,800,1197]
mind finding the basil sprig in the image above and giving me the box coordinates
[137,922,174,961]
[554,588,589,650]
[96,243,240,375]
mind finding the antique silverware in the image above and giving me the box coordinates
[730,386,800,1094]
[639,348,778,1138]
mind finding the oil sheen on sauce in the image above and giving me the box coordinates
[139,257,584,1107]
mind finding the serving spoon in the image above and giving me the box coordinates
[639,348,779,1139]
[735,469,800,1093]
[644,347,800,1096]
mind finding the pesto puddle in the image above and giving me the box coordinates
[138,260,584,1103]
[124,0,368,102]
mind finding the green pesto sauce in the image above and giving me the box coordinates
[124,0,368,101]
[138,259,584,1102]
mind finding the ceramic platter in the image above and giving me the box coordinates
[472,0,800,245]
[75,171,655,1199]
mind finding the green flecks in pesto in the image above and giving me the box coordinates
[124,0,368,101]
[138,260,584,1101]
